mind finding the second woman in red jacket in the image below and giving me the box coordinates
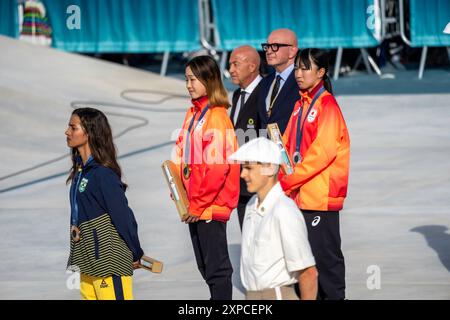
[279,49,350,300]
[174,55,240,300]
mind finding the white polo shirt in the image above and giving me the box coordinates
[240,182,315,291]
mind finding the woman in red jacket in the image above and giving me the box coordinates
[279,49,350,300]
[174,55,240,299]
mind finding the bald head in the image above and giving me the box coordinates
[268,28,298,47]
[265,28,299,72]
[232,45,261,67]
[229,45,261,89]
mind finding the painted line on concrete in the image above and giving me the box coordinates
[0,141,173,194]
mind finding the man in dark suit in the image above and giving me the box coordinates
[229,45,263,230]
[258,28,300,135]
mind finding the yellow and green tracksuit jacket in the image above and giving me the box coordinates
[67,157,144,277]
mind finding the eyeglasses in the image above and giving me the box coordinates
[261,43,292,52]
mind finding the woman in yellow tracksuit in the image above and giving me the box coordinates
[65,107,144,300]
[279,49,350,300]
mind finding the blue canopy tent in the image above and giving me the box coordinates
[207,0,382,79]
[400,0,450,79]
[0,0,19,38]
[42,0,201,75]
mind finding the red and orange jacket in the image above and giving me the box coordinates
[279,82,350,211]
[174,96,240,221]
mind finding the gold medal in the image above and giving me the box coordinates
[183,164,191,179]
[71,225,81,242]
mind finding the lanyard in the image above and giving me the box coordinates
[184,105,210,164]
[267,75,282,118]
[294,86,325,158]
[70,155,93,226]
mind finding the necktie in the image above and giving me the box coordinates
[268,75,281,117]
[234,90,246,125]
[270,75,282,106]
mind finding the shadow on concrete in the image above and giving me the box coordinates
[410,225,450,273]
[228,243,245,294]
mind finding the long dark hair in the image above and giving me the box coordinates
[295,48,333,94]
[186,55,230,108]
[66,108,127,190]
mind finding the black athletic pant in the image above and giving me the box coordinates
[302,210,346,300]
[189,220,233,300]
[237,195,253,230]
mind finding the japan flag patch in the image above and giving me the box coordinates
[307,109,318,122]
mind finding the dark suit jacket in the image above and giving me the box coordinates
[257,69,300,135]
[230,80,262,198]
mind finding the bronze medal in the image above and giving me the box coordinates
[71,225,81,242]
[183,164,191,179]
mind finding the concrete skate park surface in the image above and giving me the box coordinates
[1,35,450,299]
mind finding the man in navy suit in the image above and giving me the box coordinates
[258,28,300,135]
[229,45,263,229]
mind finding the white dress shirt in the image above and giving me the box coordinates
[265,63,295,112]
[234,75,263,124]
[240,182,315,291]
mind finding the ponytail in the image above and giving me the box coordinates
[323,73,333,95]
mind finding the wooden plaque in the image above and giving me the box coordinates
[161,160,189,219]
[267,123,294,175]
[139,255,163,273]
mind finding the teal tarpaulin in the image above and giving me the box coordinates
[211,0,380,50]
[410,0,450,47]
[42,0,201,52]
[0,0,19,38]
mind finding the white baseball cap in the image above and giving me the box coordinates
[444,22,450,34]
[228,137,282,164]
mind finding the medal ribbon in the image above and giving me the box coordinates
[184,105,210,165]
[293,87,325,160]
[70,155,93,226]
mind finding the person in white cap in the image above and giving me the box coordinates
[229,137,318,300]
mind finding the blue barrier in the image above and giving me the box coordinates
[0,0,19,38]
[42,0,201,53]
[409,0,450,47]
[210,0,379,51]
[400,0,450,79]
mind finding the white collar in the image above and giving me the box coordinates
[253,182,283,216]
[242,75,262,95]
[276,63,294,82]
